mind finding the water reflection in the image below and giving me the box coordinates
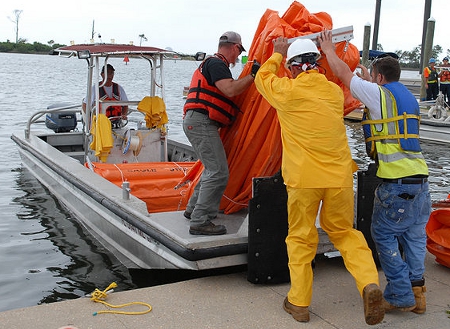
[1,167,135,311]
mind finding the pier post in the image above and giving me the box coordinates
[372,0,381,50]
[420,17,436,101]
[362,23,371,67]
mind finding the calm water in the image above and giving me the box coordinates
[0,52,449,313]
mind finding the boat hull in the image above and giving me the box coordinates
[419,119,450,144]
[11,131,248,270]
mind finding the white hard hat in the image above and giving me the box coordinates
[286,38,321,65]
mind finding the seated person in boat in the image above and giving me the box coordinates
[82,64,128,127]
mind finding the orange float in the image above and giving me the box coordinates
[91,2,364,216]
[219,1,362,214]
[87,162,201,213]
[426,207,450,268]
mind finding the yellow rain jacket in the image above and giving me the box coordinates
[255,53,357,189]
[89,113,113,162]
[137,96,169,133]
[255,52,378,308]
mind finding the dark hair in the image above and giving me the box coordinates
[371,56,400,82]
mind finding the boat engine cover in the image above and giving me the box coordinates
[45,112,77,133]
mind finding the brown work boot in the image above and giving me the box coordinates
[381,299,416,312]
[283,297,309,322]
[189,221,226,235]
[411,286,426,314]
[362,283,385,325]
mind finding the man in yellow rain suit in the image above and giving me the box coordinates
[254,36,384,325]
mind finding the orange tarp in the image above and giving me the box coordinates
[88,162,201,213]
[219,1,362,214]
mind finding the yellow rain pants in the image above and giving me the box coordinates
[286,187,379,307]
[255,51,380,308]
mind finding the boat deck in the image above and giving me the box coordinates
[147,209,248,250]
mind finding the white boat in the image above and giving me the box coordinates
[419,93,450,144]
[11,43,254,271]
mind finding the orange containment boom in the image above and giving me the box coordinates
[87,162,201,213]
[426,208,450,268]
[219,1,362,214]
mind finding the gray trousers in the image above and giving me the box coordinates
[183,110,229,225]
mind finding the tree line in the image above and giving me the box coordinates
[2,37,450,68]
[0,40,66,54]
[390,44,450,68]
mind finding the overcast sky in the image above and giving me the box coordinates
[1,0,448,58]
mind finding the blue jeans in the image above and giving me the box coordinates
[371,181,431,307]
[183,110,229,225]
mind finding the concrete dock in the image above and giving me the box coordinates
[0,252,449,329]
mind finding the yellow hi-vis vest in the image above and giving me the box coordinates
[362,85,428,179]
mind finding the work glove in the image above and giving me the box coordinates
[251,60,261,78]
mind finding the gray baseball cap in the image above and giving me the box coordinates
[219,31,246,52]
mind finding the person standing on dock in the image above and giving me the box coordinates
[438,57,450,103]
[253,36,384,325]
[319,30,431,317]
[182,31,260,235]
[423,58,439,101]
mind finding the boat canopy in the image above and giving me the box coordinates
[51,44,175,58]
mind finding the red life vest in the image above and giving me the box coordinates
[183,55,240,126]
[99,83,123,118]
[440,66,450,83]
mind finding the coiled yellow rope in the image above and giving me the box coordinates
[90,282,152,316]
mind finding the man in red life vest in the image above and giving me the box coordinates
[439,57,450,103]
[82,64,128,127]
[182,31,260,235]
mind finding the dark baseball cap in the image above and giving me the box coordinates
[101,64,115,72]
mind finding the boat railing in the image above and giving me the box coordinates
[98,100,141,107]
[25,103,81,139]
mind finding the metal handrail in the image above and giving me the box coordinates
[25,104,81,139]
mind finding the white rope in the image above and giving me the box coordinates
[113,164,126,183]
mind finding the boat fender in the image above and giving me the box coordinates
[428,105,447,121]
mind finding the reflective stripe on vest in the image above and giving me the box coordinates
[426,66,438,83]
[362,85,428,178]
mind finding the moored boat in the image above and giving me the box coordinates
[418,93,450,144]
[11,43,253,271]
